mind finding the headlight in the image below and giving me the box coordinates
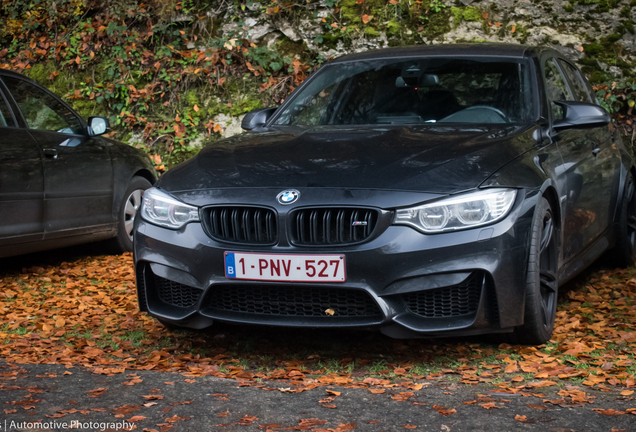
[394,188,517,233]
[140,187,200,229]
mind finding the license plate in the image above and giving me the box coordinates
[224,252,346,282]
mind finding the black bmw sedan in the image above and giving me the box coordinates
[0,70,156,258]
[134,44,634,344]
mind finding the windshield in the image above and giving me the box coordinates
[274,57,535,126]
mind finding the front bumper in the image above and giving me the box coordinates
[133,188,538,338]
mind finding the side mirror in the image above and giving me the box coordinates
[552,101,610,130]
[87,116,110,136]
[241,107,277,131]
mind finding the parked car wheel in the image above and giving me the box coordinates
[611,174,636,268]
[515,197,559,345]
[111,176,151,253]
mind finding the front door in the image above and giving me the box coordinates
[0,88,44,245]
[2,76,114,238]
[558,59,619,237]
[543,58,606,263]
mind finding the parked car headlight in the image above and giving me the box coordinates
[394,189,517,233]
[140,187,199,229]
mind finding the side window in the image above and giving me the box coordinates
[2,76,83,134]
[558,60,591,103]
[0,91,16,128]
[543,58,573,121]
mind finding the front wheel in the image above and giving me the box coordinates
[610,173,636,268]
[514,197,559,345]
[110,176,152,253]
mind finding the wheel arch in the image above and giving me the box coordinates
[132,169,157,186]
[610,164,636,225]
[539,183,561,231]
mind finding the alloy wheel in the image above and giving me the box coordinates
[538,209,558,330]
[124,189,144,241]
[625,177,636,259]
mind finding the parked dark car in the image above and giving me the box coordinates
[134,44,634,344]
[0,69,156,258]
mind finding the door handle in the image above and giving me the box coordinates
[43,148,58,159]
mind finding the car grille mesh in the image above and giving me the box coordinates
[207,285,382,317]
[291,208,379,245]
[402,272,482,318]
[205,206,277,244]
[155,275,201,308]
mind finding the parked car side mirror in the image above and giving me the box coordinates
[241,107,277,131]
[552,101,610,130]
[87,116,110,136]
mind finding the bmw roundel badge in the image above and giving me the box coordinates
[276,189,300,205]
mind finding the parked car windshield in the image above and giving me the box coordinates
[274,57,535,126]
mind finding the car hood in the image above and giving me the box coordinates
[159,124,538,195]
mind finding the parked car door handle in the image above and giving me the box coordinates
[43,148,58,159]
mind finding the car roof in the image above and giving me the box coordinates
[0,68,31,79]
[329,43,545,64]
[0,68,42,87]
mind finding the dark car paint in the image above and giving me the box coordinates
[134,187,537,335]
[160,125,538,195]
[0,127,45,243]
[0,70,157,258]
[325,43,532,64]
[134,44,633,337]
[27,129,115,236]
[478,46,630,284]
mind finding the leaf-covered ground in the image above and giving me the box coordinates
[0,251,635,414]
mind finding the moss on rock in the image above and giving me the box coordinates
[416,7,452,41]
[276,37,311,63]
[451,6,482,28]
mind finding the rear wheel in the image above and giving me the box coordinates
[515,197,559,345]
[109,176,151,253]
[611,173,636,268]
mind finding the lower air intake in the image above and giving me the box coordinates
[207,285,382,317]
[154,274,201,309]
[402,272,483,318]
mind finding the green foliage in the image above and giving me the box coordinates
[386,19,401,37]
[1,0,634,170]
[421,8,452,40]
[619,6,632,18]
[596,80,636,114]
[461,6,482,22]
[617,20,635,36]
[0,0,311,171]
[595,79,636,140]
[451,6,482,27]
[579,34,636,82]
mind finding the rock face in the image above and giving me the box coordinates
[205,0,634,79]
[197,0,635,139]
[213,114,245,140]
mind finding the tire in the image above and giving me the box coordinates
[610,173,636,268]
[514,197,559,345]
[109,176,152,253]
